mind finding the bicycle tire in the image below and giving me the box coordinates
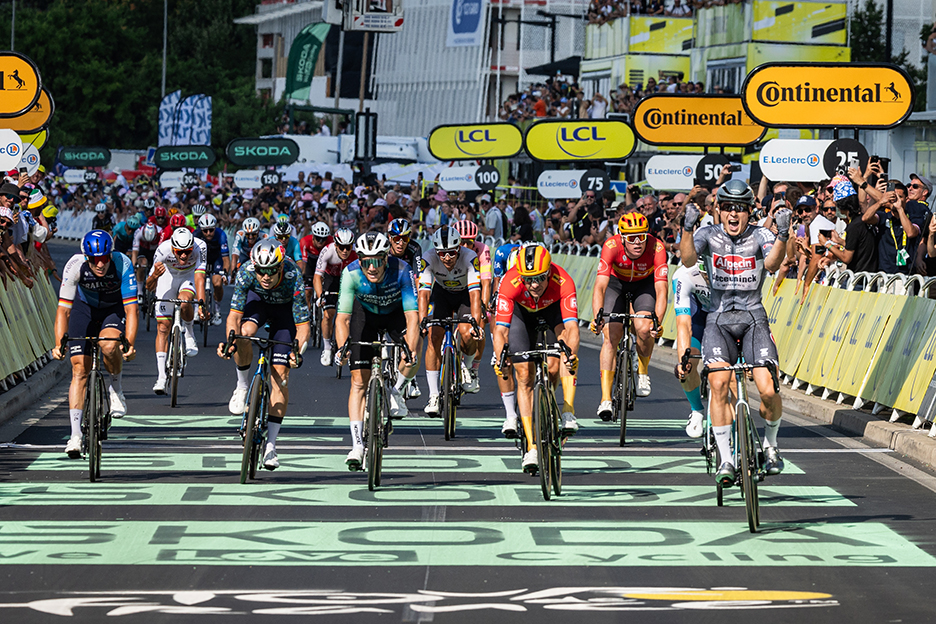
[336,360,343,379]
[202,289,212,348]
[366,375,383,491]
[169,327,181,407]
[738,402,759,532]
[86,371,102,482]
[145,293,153,332]
[240,378,263,484]
[549,394,562,497]
[442,348,455,440]
[533,379,551,501]
[619,350,631,447]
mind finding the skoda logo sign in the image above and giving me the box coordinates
[154,145,216,170]
[452,0,481,33]
[807,154,820,166]
[59,146,111,167]
[226,137,300,167]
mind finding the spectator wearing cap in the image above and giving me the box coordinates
[861,179,924,275]
[0,182,32,285]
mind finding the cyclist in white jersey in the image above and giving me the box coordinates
[671,262,712,438]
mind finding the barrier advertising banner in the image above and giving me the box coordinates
[758,139,833,182]
[447,0,485,47]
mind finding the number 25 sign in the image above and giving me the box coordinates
[0,52,41,118]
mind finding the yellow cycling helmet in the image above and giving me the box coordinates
[618,212,649,235]
[516,244,551,277]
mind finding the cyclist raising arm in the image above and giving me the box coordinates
[679,180,792,485]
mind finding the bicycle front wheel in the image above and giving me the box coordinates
[86,371,104,482]
[548,395,562,497]
[442,348,456,440]
[169,326,181,407]
[618,350,632,446]
[240,379,263,484]
[738,402,760,532]
[533,379,552,501]
[202,290,212,348]
[366,375,384,491]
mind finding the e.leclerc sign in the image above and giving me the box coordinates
[59,146,111,168]
[758,139,833,182]
[226,137,300,167]
[742,62,914,128]
[153,145,215,170]
[633,94,766,146]
[428,123,523,160]
[524,120,635,162]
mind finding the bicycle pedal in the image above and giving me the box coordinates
[523,465,538,476]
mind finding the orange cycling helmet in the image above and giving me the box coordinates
[516,244,551,277]
[618,212,649,235]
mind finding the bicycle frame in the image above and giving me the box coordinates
[424,316,479,440]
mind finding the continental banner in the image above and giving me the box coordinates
[633,94,765,146]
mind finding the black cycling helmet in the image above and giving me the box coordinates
[716,179,755,206]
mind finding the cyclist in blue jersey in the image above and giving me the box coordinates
[335,231,420,470]
[112,215,143,255]
[218,239,310,470]
[272,220,304,272]
[231,217,267,271]
[52,230,139,458]
[195,213,230,325]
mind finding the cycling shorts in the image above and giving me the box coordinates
[604,275,656,317]
[321,274,339,309]
[209,258,224,277]
[702,308,777,367]
[154,271,196,319]
[240,290,296,367]
[506,300,563,362]
[137,248,156,267]
[428,283,471,320]
[690,309,708,351]
[114,237,133,255]
[347,298,408,371]
[67,298,125,357]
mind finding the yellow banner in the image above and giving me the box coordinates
[0,52,42,117]
[428,123,523,161]
[796,287,846,386]
[525,120,635,162]
[628,16,693,55]
[778,284,828,375]
[816,289,863,388]
[862,297,930,406]
[895,304,936,413]
[752,1,847,45]
[633,95,766,147]
[1,88,52,133]
[829,292,897,399]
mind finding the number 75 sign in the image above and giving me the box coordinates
[0,52,41,118]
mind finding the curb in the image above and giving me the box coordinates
[0,359,68,427]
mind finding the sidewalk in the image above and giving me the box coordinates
[0,359,67,428]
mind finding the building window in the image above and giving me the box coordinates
[262,34,274,48]
[260,58,273,79]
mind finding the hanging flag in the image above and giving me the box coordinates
[190,95,213,145]
[284,22,331,101]
[172,95,199,146]
[158,90,181,146]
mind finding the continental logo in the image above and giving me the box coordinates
[742,63,914,128]
[428,123,523,160]
[633,95,765,146]
[525,120,635,162]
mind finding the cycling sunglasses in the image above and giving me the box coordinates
[255,265,281,276]
[201,228,215,234]
[174,248,193,257]
[719,204,750,214]
[336,243,353,252]
[522,273,549,285]
[439,248,459,259]
[360,255,387,270]
[623,233,647,244]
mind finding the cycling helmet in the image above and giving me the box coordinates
[81,230,113,257]
[716,179,755,206]
[94,203,107,214]
[168,213,186,230]
[618,212,649,235]
[272,221,292,238]
[355,231,391,256]
[336,193,350,203]
[242,217,261,234]
[171,227,195,250]
[432,226,461,251]
[154,206,168,219]
[311,222,331,238]
[388,218,411,238]
[334,228,355,246]
[198,214,217,230]
[516,244,551,277]
[142,223,158,242]
[127,214,143,230]
[250,238,285,269]
[453,219,479,241]
[192,204,207,217]
[276,214,290,226]
[143,198,157,210]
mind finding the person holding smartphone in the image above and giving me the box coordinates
[860,179,925,275]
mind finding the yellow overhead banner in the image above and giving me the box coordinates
[2,88,53,133]
[633,94,766,146]
[428,123,523,161]
[19,129,47,150]
[742,63,914,128]
[751,1,847,45]
[0,52,41,117]
[524,120,636,162]
[628,16,693,55]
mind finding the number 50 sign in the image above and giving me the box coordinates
[0,52,41,118]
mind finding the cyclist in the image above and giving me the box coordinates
[672,261,712,438]
[112,214,143,255]
[453,219,493,385]
[591,212,668,420]
[332,193,359,233]
[314,228,358,366]
[52,231,138,457]
[91,203,114,233]
[491,241,521,437]
[219,239,309,470]
[680,180,792,485]
[492,245,580,472]
[418,226,483,414]
[272,220,304,272]
[131,223,161,287]
[300,222,332,308]
[147,205,169,229]
[146,227,208,394]
[231,217,266,271]
[188,203,206,229]
[195,213,230,325]
[388,218,424,272]
[335,231,420,469]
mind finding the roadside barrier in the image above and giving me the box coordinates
[55,209,95,241]
[0,270,57,392]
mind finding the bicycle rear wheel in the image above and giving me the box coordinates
[169,327,181,407]
[533,378,551,501]
[366,375,383,491]
[202,289,212,348]
[86,371,103,482]
[240,378,263,484]
[738,402,759,532]
[144,292,153,332]
[442,348,456,440]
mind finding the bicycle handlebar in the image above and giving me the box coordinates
[420,316,481,339]
[499,339,572,369]
[60,333,130,354]
[336,338,414,365]
[700,360,781,394]
[223,330,301,365]
[594,307,661,334]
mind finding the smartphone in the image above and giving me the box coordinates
[18,167,27,175]
[729,164,742,172]
[887,181,896,193]
[879,157,890,178]
[849,156,860,170]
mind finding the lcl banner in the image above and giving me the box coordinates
[428,123,523,161]
[524,120,635,162]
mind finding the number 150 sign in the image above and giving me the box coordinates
[0,52,41,118]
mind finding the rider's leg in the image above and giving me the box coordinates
[707,366,734,464]
[600,322,623,403]
[633,316,654,374]
[155,318,170,382]
[457,323,477,368]
[68,354,91,439]
[323,308,335,344]
[99,326,124,391]
[179,288,196,337]
[212,274,224,306]
[425,326,444,398]
[681,346,705,413]
[514,361,536,452]
[348,367,370,450]
[753,366,782,444]
[268,363,290,447]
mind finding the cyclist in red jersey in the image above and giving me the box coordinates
[300,222,332,307]
[591,212,669,418]
[493,245,580,473]
[158,213,193,245]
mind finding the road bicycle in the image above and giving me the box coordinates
[499,321,572,501]
[338,336,413,491]
[700,340,781,533]
[59,333,129,482]
[154,297,203,407]
[422,316,480,440]
[309,290,323,350]
[594,294,660,446]
[222,330,300,484]
[200,268,216,348]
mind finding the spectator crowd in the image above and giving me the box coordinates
[588,0,744,25]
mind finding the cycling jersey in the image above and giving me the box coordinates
[333,208,359,232]
[112,222,136,250]
[91,214,114,232]
[598,234,668,283]
[158,224,194,245]
[314,242,358,278]
[418,248,480,293]
[151,238,208,277]
[337,256,419,315]
[194,228,230,266]
[492,243,520,279]
[59,252,138,309]
[146,216,168,229]
[672,264,712,316]
[276,235,302,265]
[692,224,775,313]
[467,241,492,280]
[132,225,162,254]
[230,258,310,325]
[495,264,578,326]
[232,230,268,262]
[300,234,332,266]
[392,240,425,273]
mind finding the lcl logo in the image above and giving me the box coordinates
[455,130,495,156]
[556,126,605,158]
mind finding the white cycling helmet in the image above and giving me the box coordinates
[432,226,461,251]
[242,217,261,234]
[250,238,285,269]
[311,222,331,238]
[198,214,217,229]
[192,204,207,217]
[142,223,158,242]
[334,228,355,246]
[170,227,194,250]
[143,198,156,210]
[272,221,292,238]
[95,203,107,213]
[355,231,390,256]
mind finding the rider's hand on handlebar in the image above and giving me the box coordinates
[217,341,235,359]
[123,344,137,362]
[52,345,66,360]
[589,317,603,335]
[564,353,579,375]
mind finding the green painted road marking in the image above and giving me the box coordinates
[112,435,345,442]
[25,452,804,474]
[0,483,852,507]
[0,521,927,566]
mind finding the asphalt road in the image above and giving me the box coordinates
[0,239,935,622]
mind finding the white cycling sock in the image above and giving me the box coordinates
[156,352,167,380]
[426,370,441,397]
[184,320,195,337]
[463,353,475,369]
[267,421,281,446]
[236,364,251,389]
[501,391,518,421]
[714,425,733,466]
[394,372,414,391]
[764,418,781,448]
[69,409,83,438]
[109,372,122,394]
[350,421,363,448]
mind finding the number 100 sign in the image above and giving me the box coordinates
[0,53,41,118]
